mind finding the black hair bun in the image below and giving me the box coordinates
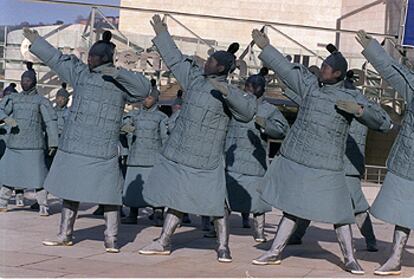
[227,42,239,55]
[326,43,338,54]
[102,31,112,42]
[26,61,33,70]
[346,70,354,79]
[259,67,269,77]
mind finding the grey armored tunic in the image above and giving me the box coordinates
[55,105,68,136]
[286,86,372,214]
[122,106,168,208]
[29,36,151,205]
[143,31,256,217]
[225,97,289,213]
[362,39,414,229]
[259,44,392,224]
[0,89,58,189]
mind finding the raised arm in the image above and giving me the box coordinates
[357,30,414,103]
[25,28,88,86]
[252,30,317,100]
[151,15,203,92]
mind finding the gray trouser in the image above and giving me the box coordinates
[103,205,119,244]
[57,199,79,242]
[0,186,48,208]
[35,189,48,208]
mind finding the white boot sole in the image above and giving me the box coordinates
[252,259,281,265]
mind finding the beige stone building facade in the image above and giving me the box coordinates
[118,0,406,68]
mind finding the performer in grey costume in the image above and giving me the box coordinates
[357,30,414,276]
[55,83,70,136]
[288,71,379,252]
[0,62,59,216]
[139,15,256,263]
[22,28,151,253]
[225,68,289,242]
[250,30,392,274]
[121,90,168,225]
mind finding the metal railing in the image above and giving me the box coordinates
[364,165,387,185]
[3,0,408,115]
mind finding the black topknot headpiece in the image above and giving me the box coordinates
[246,67,269,97]
[324,43,348,80]
[210,42,239,75]
[89,30,116,63]
[21,61,37,86]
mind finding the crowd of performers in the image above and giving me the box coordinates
[0,14,413,276]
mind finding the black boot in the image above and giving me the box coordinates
[374,226,410,276]
[355,211,378,252]
[92,205,104,216]
[153,208,164,227]
[182,213,192,224]
[252,214,297,265]
[201,216,211,231]
[121,207,138,224]
[139,209,183,255]
[242,212,251,228]
[335,224,364,274]
[43,200,79,246]
[288,218,311,245]
[214,212,232,263]
[253,213,266,243]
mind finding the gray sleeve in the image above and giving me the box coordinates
[283,87,303,106]
[362,39,414,104]
[168,111,179,133]
[39,99,59,147]
[152,31,203,92]
[259,45,317,100]
[0,96,13,120]
[115,68,151,103]
[354,94,393,133]
[224,87,257,123]
[263,108,290,139]
[160,115,169,145]
[29,36,89,86]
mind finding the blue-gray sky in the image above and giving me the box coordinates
[0,0,120,26]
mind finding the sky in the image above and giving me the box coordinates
[0,0,120,26]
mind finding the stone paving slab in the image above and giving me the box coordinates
[0,185,414,278]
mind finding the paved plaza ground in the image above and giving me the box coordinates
[0,184,414,278]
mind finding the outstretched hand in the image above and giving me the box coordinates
[48,147,57,157]
[23,27,39,43]
[150,14,168,35]
[336,100,363,117]
[4,117,17,128]
[252,29,270,49]
[355,30,372,49]
[208,78,230,97]
[255,116,266,128]
[121,123,136,133]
